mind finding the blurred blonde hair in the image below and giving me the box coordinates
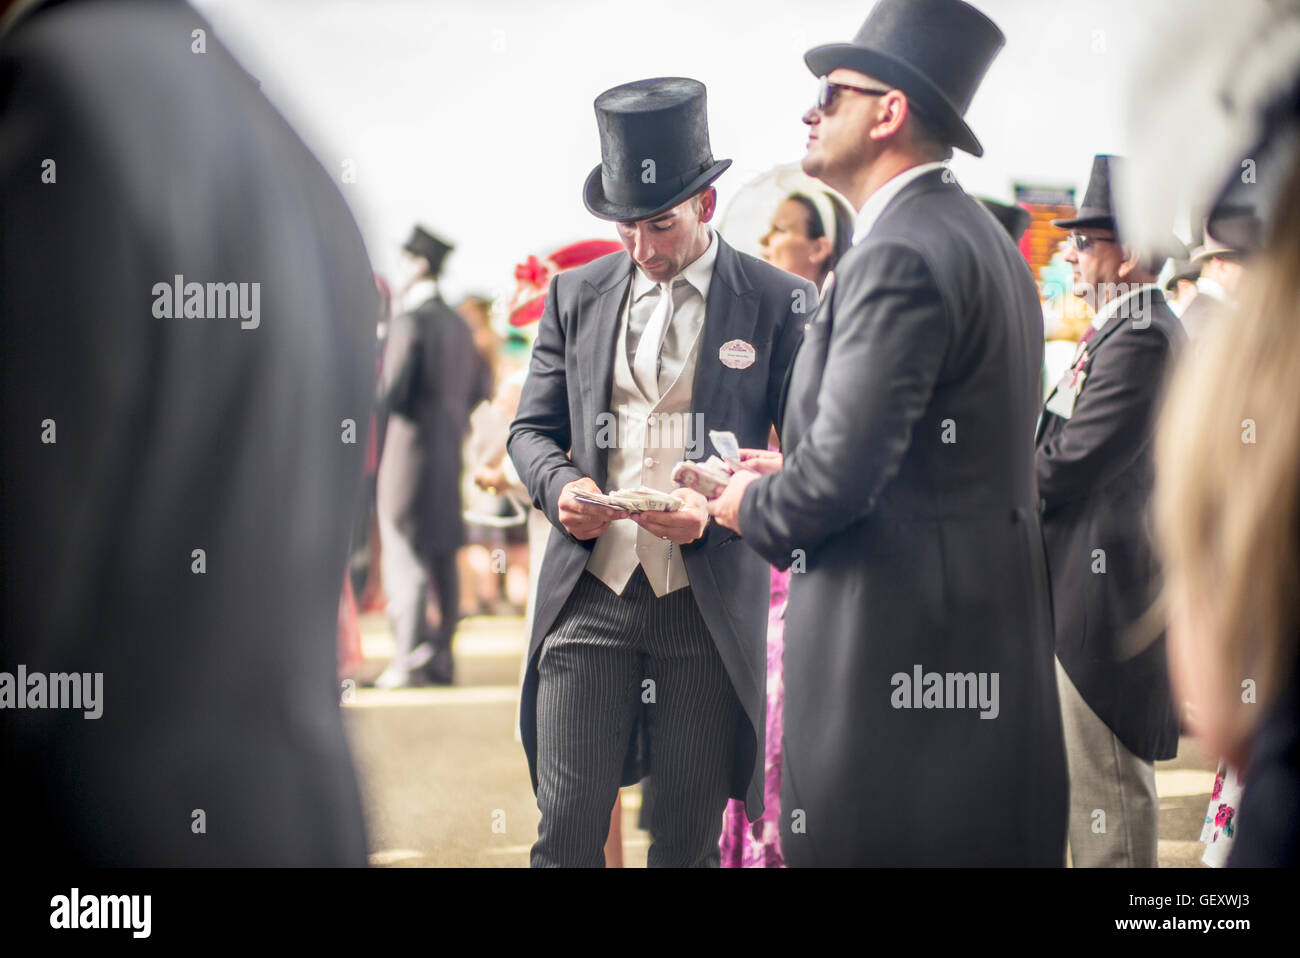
[1154,154,1300,758]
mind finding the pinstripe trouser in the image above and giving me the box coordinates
[531,567,738,867]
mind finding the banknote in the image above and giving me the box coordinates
[708,429,743,468]
[571,487,683,513]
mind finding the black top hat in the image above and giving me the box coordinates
[1052,155,1121,232]
[403,225,453,276]
[978,197,1031,242]
[804,0,1004,157]
[583,77,731,222]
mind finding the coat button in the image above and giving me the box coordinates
[1011,506,1028,523]
[644,456,656,467]
[646,414,657,426]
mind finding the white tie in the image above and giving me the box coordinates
[632,279,683,401]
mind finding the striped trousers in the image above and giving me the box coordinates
[532,567,738,867]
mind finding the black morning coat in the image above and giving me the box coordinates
[1,0,374,864]
[1036,286,1184,764]
[507,237,814,819]
[377,291,491,558]
[739,169,1070,866]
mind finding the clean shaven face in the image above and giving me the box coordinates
[615,188,715,283]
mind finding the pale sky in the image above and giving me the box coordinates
[191,0,1212,307]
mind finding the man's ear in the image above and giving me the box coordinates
[1116,245,1144,281]
[868,91,908,141]
[698,187,717,224]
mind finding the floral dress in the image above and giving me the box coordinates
[1200,761,1244,868]
[719,566,789,867]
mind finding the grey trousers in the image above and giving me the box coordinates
[1056,658,1159,867]
[532,568,738,868]
[379,513,457,678]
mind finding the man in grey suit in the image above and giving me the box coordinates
[374,226,491,688]
[508,77,813,867]
[710,0,1068,865]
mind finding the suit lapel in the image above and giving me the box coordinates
[776,274,833,433]
[1035,288,1167,444]
[578,254,633,488]
[690,237,757,447]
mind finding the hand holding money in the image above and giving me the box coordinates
[737,447,783,475]
[558,477,629,540]
[707,468,763,534]
[633,487,710,545]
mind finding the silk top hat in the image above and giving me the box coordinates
[583,77,732,222]
[1052,155,1122,232]
[403,225,453,276]
[804,0,1004,157]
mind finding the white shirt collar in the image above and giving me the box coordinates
[402,278,438,312]
[851,161,949,245]
[1196,276,1229,303]
[1091,282,1161,330]
[630,229,719,302]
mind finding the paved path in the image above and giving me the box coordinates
[344,611,1216,867]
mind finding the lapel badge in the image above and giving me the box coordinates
[719,339,756,369]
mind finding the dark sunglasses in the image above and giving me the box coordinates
[816,76,893,113]
[1068,231,1117,252]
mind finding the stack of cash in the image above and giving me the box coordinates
[671,456,734,498]
[671,430,743,499]
[571,486,684,513]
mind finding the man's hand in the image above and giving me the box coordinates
[633,487,709,545]
[708,469,763,533]
[558,477,628,540]
[737,448,783,475]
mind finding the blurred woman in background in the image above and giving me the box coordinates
[758,190,853,294]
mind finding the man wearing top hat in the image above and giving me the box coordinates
[1038,155,1183,866]
[375,226,492,688]
[1178,220,1247,342]
[508,77,814,867]
[709,0,1068,865]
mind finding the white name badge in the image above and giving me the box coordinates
[719,339,756,369]
[1044,371,1085,420]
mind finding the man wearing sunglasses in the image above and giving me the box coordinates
[709,0,1068,866]
[1038,154,1184,868]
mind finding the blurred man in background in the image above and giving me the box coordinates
[374,226,491,688]
[1039,155,1183,867]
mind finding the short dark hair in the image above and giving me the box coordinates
[907,102,953,162]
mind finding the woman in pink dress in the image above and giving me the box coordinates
[719,189,853,866]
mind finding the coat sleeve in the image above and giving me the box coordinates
[738,242,950,567]
[376,312,421,417]
[507,276,585,534]
[1036,323,1175,509]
